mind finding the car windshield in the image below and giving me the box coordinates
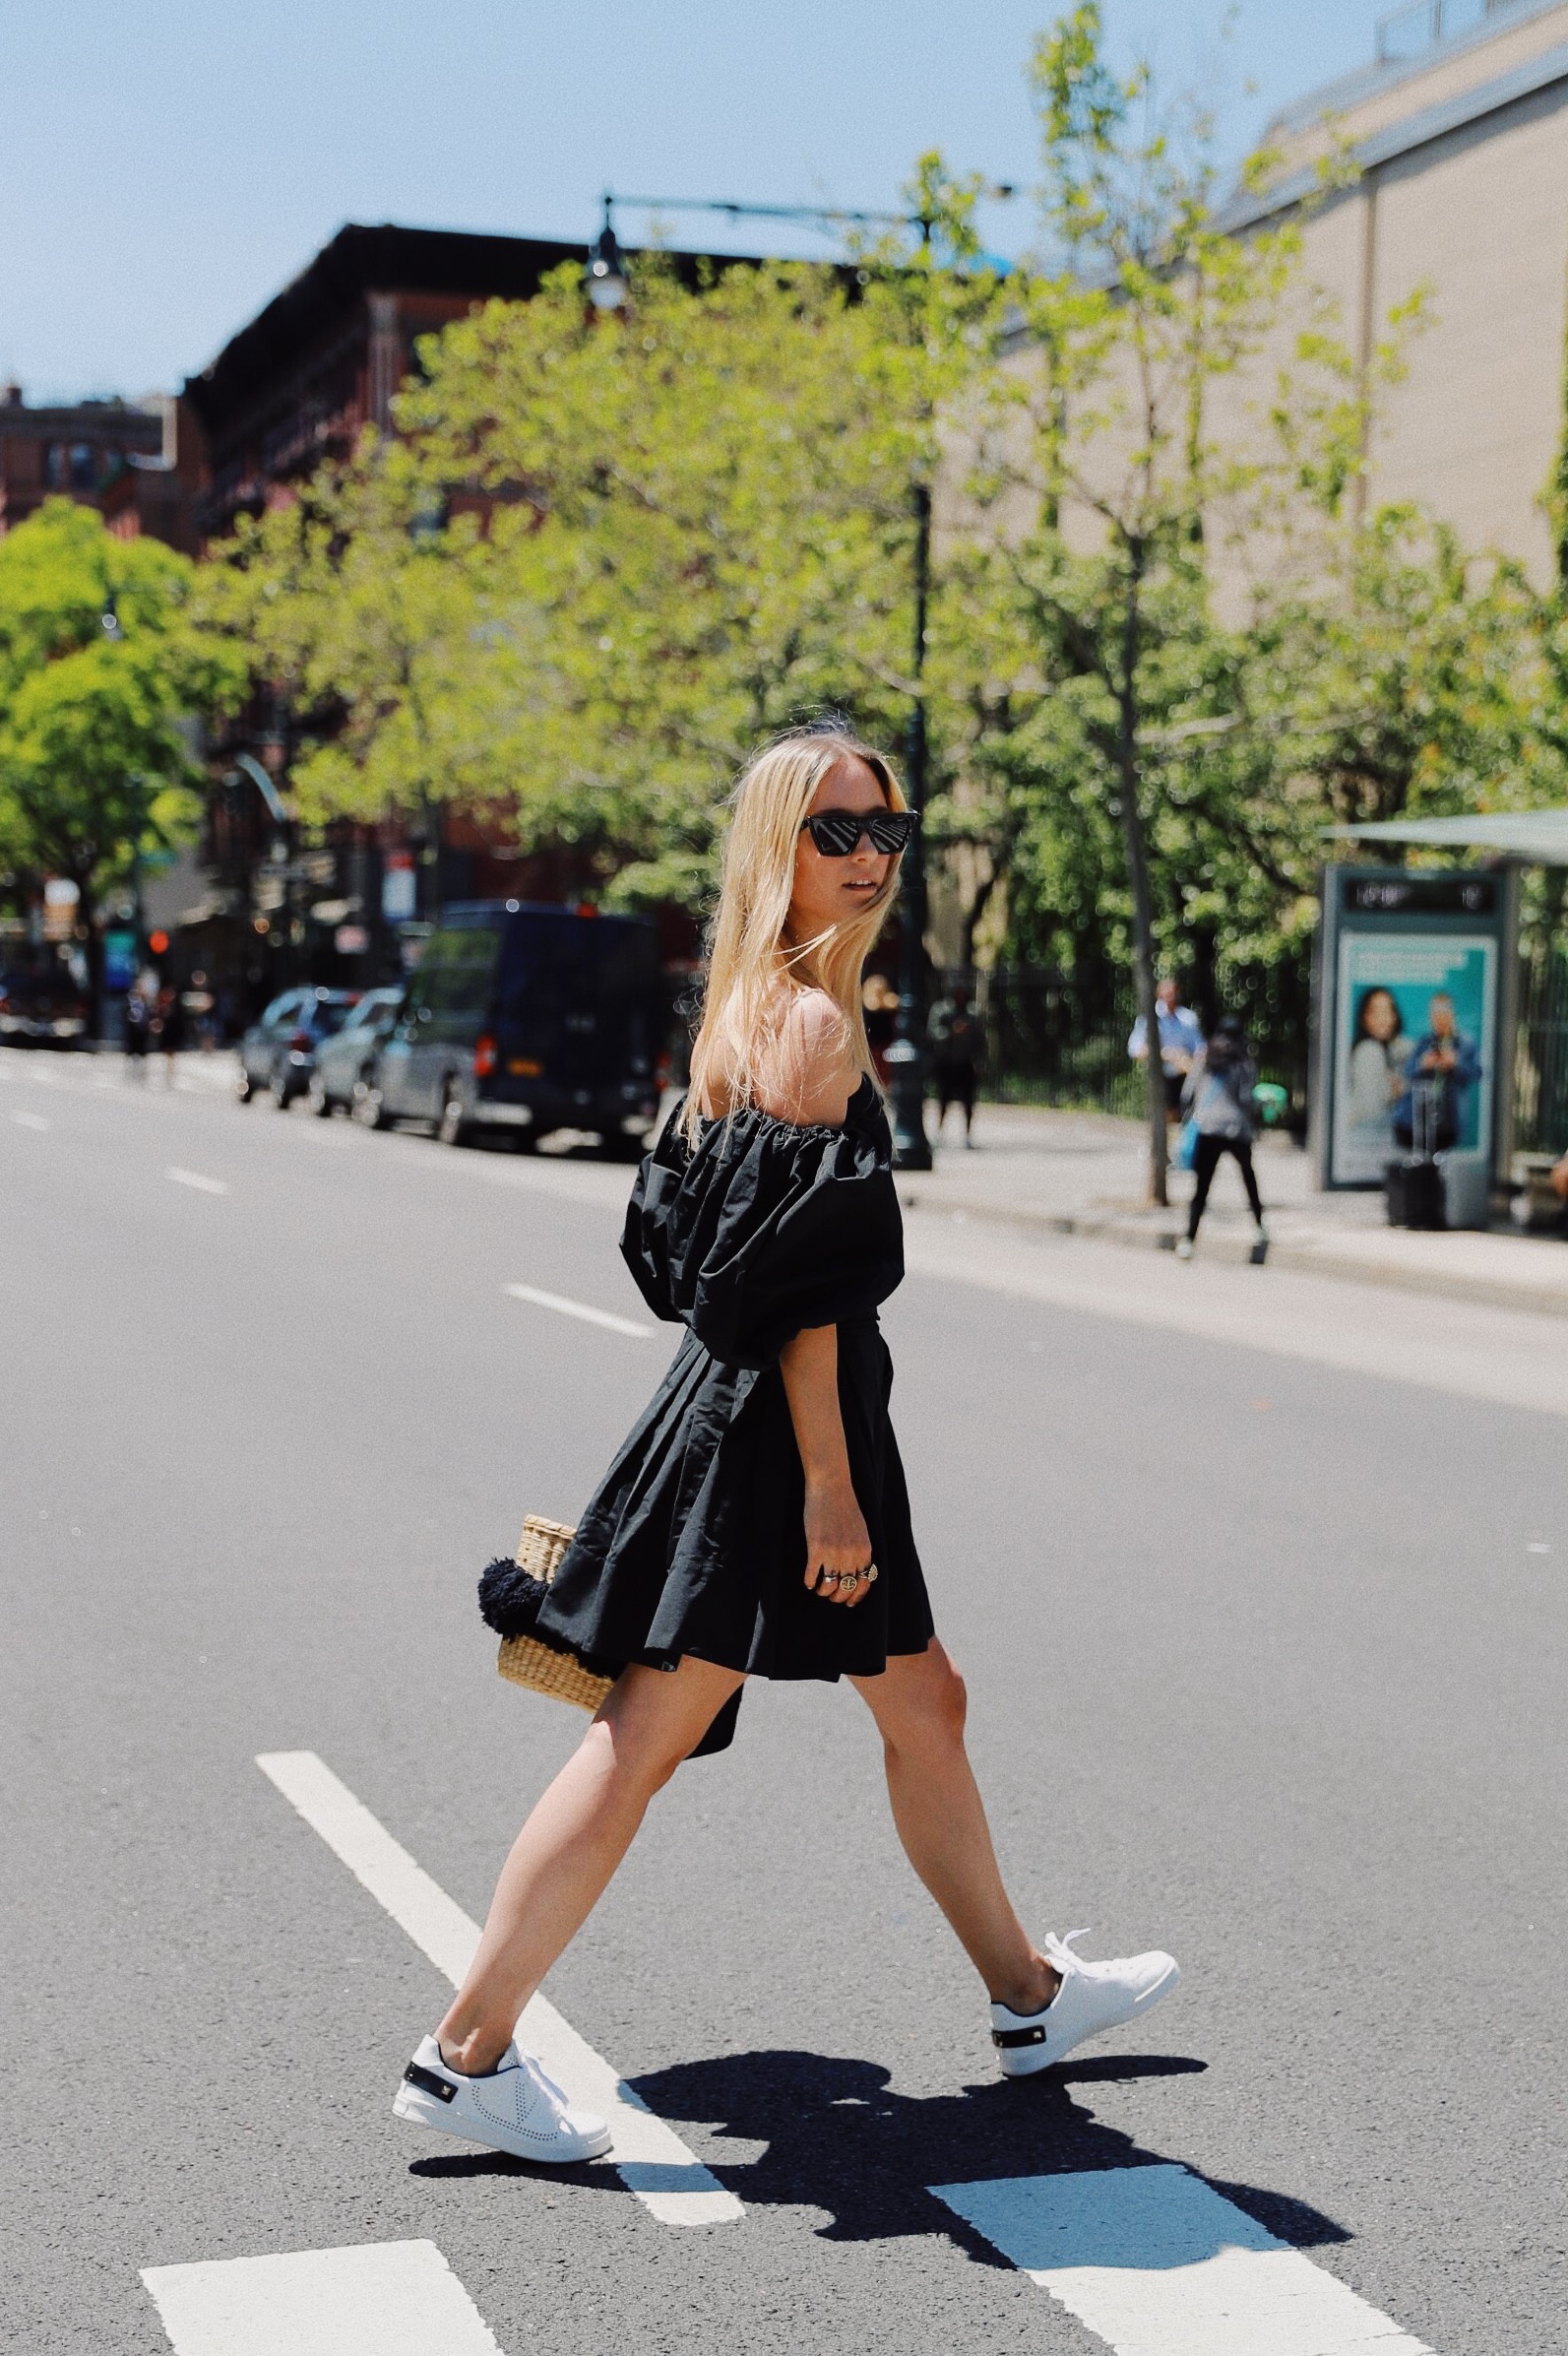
[314,996,356,1036]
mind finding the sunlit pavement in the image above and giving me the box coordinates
[3,1042,1561,2353]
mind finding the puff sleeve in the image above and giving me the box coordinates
[621,1087,903,1370]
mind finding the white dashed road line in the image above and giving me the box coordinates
[931,2167,1433,2355]
[143,2238,504,2355]
[165,1167,230,1195]
[503,1281,654,1338]
[255,1751,742,2229]
[10,1110,49,1130]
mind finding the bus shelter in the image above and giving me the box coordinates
[1317,811,1568,1227]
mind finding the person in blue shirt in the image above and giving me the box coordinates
[1393,992,1480,1153]
[1128,978,1205,1118]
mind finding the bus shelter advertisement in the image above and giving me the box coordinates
[1318,869,1509,1219]
[1331,935,1495,1181]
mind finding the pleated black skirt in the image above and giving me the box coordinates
[536,1314,934,1685]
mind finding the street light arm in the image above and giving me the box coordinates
[231,751,288,828]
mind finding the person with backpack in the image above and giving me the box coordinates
[1175,1014,1268,1260]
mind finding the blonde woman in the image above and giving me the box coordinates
[395,723,1178,2166]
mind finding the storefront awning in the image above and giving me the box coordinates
[1324,811,1568,863]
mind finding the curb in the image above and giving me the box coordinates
[897,1187,1568,1322]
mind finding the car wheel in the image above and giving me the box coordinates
[438,1082,471,1147]
[270,1062,293,1110]
[235,1066,254,1104]
[351,1075,389,1130]
[307,1070,333,1117]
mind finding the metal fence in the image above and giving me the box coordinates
[1514,947,1568,1156]
[1376,0,1524,64]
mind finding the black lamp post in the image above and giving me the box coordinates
[587,201,629,312]
[881,470,933,1168]
[584,189,1007,1166]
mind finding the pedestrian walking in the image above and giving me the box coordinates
[927,979,984,1145]
[395,722,1178,2169]
[860,969,900,1087]
[1129,977,1204,1119]
[1175,1013,1268,1260]
[123,970,155,1076]
[149,983,185,1081]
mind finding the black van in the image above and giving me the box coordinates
[372,901,667,1152]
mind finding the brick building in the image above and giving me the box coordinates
[180,223,600,544]
[164,223,722,1017]
[0,386,189,543]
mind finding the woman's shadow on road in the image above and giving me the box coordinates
[625,2047,1351,2260]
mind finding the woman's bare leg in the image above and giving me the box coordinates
[850,1639,1059,2015]
[437,1656,744,2073]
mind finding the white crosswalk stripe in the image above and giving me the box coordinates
[143,2238,504,2354]
[255,1751,742,2228]
[931,2167,1434,2355]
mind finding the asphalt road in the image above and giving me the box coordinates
[3,1047,1564,2354]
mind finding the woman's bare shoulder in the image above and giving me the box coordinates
[754,987,857,1126]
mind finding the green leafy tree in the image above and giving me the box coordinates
[949,3,1374,1198]
[0,500,241,1018]
[214,191,1004,912]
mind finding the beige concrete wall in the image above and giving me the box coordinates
[1274,1,1568,170]
[1355,84,1568,570]
[937,35,1568,619]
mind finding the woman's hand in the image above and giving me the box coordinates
[803,1471,875,1608]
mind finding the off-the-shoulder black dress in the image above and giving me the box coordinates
[479,1077,934,1756]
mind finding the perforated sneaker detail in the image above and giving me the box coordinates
[393,2034,611,2163]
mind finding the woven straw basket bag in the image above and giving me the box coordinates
[496,1515,612,1712]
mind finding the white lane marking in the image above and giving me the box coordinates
[166,1166,230,1195]
[143,2238,504,2354]
[255,1751,741,2228]
[931,2167,1433,2355]
[504,1281,654,1337]
[11,1109,49,1130]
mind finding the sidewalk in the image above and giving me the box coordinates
[134,1050,1568,1319]
[900,1101,1568,1320]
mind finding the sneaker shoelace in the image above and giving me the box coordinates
[1042,1929,1092,1979]
[521,2052,574,2114]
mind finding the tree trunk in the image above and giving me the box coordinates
[1113,542,1168,1207]
[75,874,105,1045]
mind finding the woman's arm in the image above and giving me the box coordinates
[780,1323,873,1607]
[766,987,871,1604]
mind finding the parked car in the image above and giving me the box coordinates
[368,901,666,1152]
[236,987,359,1108]
[306,987,406,1118]
[0,961,90,1046]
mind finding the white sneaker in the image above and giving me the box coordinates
[990,1931,1180,2077]
[394,2034,612,2164]
[1174,1237,1194,1260]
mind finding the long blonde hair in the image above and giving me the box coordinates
[684,724,906,1138]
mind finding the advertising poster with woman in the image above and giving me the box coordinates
[1330,933,1495,1184]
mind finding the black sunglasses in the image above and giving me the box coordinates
[800,808,918,858]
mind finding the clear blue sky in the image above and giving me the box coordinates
[5,0,1388,404]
